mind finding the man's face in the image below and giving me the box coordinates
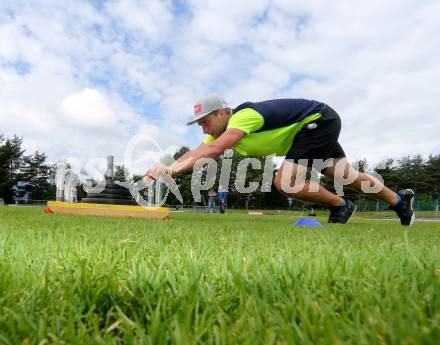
[197,109,228,137]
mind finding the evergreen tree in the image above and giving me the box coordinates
[0,135,4,201]
[0,135,25,203]
[395,155,430,196]
[114,165,131,182]
[164,146,193,205]
[19,151,52,200]
[375,159,398,191]
[425,154,440,199]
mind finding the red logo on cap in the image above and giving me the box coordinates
[194,103,202,114]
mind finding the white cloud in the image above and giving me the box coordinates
[60,88,118,129]
[105,0,174,45]
[0,0,439,176]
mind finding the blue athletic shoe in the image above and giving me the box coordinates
[328,198,357,224]
[391,189,415,226]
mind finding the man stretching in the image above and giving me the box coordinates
[145,95,415,225]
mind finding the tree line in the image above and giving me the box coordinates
[0,135,54,203]
[1,134,439,208]
[165,147,440,209]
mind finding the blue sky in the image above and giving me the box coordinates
[1,0,439,174]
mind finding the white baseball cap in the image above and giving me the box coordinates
[186,94,229,126]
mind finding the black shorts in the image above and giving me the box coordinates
[285,104,346,167]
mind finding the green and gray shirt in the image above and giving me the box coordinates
[203,98,325,156]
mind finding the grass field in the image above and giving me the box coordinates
[0,207,439,344]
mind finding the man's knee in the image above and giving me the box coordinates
[323,158,356,181]
[274,177,297,195]
[274,169,308,196]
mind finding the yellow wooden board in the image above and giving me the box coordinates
[47,201,169,220]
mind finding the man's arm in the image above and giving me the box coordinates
[144,128,244,181]
[169,128,245,176]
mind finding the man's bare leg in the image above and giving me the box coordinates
[322,157,398,206]
[274,160,344,206]
[274,159,357,223]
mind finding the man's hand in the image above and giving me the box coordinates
[144,163,173,182]
[143,163,183,203]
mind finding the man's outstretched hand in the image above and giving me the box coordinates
[143,163,183,204]
[144,163,173,182]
